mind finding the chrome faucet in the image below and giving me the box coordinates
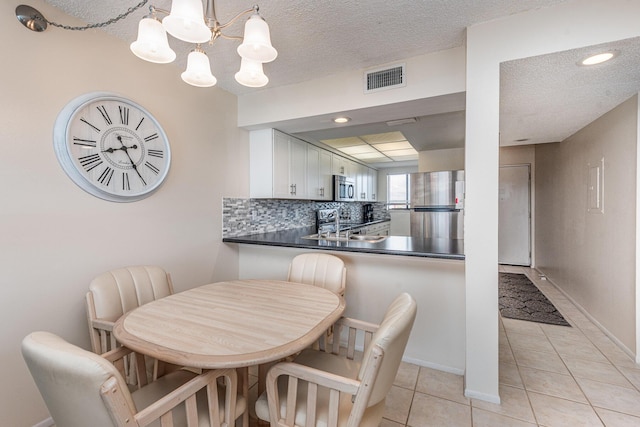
[332,207,340,237]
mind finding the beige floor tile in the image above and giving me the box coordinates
[541,323,585,340]
[563,357,633,388]
[512,347,569,374]
[408,392,471,427]
[472,407,537,427]
[594,407,640,427]
[618,365,640,390]
[394,362,420,390]
[502,318,546,337]
[471,384,536,423]
[383,385,413,424]
[519,366,588,403]
[550,337,609,363]
[416,367,469,405]
[500,342,517,365]
[577,377,640,417]
[380,418,405,427]
[499,362,524,388]
[507,331,556,354]
[528,391,604,426]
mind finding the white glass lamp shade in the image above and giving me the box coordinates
[130,17,176,64]
[235,58,268,87]
[162,0,211,44]
[237,13,277,63]
[181,49,217,87]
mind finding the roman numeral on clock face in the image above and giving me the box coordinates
[97,167,114,185]
[147,149,163,158]
[144,133,159,142]
[78,153,103,172]
[145,161,160,175]
[122,172,130,191]
[97,105,112,125]
[80,118,101,133]
[73,137,97,147]
[119,106,129,126]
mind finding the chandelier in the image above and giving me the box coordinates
[15,0,277,88]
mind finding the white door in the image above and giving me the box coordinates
[499,165,531,265]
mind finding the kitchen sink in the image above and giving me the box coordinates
[302,233,388,243]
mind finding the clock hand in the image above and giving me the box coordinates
[102,144,138,153]
[117,136,146,185]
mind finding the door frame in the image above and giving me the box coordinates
[498,164,532,266]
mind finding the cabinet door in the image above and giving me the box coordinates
[290,137,307,198]
[356,163,368,201]
[272,131,292,198]
[332,154,346,176]
[368,167,378,201]
[319,149,333,200]
[307,145,321,199]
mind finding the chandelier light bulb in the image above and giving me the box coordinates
[235,58,269,87]
[162,0,211,44]
[237,13,278,63]
[130,17,176,64]
[181,49,217,87]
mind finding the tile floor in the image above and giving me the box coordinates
[247,265,640,426]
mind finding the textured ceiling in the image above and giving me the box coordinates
[39,1,640,166]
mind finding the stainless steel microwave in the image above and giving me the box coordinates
[333,175,355,202]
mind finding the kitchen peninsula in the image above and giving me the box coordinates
[222,198,466,374]
[223,226,464,259]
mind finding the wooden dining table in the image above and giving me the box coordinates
[113,279,346,370]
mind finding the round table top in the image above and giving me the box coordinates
[113,279,346,369]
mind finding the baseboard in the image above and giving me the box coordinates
[464,388,501,404]
[534,267,636,361]
[33,417,54,427]
[401,355,465,376]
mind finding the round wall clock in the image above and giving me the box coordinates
[53,92,171,202]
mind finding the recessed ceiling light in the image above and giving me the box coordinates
[333,117,351,124]
[580,51,617,66]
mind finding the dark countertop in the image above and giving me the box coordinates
[223,226,465,260]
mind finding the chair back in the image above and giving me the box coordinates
[287,253,346,295]
[358,293,417,406]
[86,265,173,353]
[22,331,134,427]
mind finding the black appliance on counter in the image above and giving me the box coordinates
[363,203,374,222]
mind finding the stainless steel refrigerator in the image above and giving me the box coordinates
[410,170,465,239]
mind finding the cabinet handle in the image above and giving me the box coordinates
[290,184,295,195]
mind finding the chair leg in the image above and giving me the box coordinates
[238,367,249,427]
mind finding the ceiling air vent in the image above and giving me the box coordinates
[364,64,406,93]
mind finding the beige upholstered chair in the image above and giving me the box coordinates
[86,265,174,355]
[22,331,247,427]
[255,292,417,427]
[287,253,346,296]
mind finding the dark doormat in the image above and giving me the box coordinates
[499,273,571,327]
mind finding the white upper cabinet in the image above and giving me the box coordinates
[307,144,333,200]
[250,129,377,201]
[250,129,307,199]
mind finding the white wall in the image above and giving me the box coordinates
[237,245,467,373]
[465,0,640,401]
[238,47,466,128]
[419,147,465,172]
[535,95,638,354]
[1,1,248,425]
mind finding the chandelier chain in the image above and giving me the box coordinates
[39,0,148,31]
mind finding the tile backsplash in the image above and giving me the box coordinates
[223,198,389,237]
